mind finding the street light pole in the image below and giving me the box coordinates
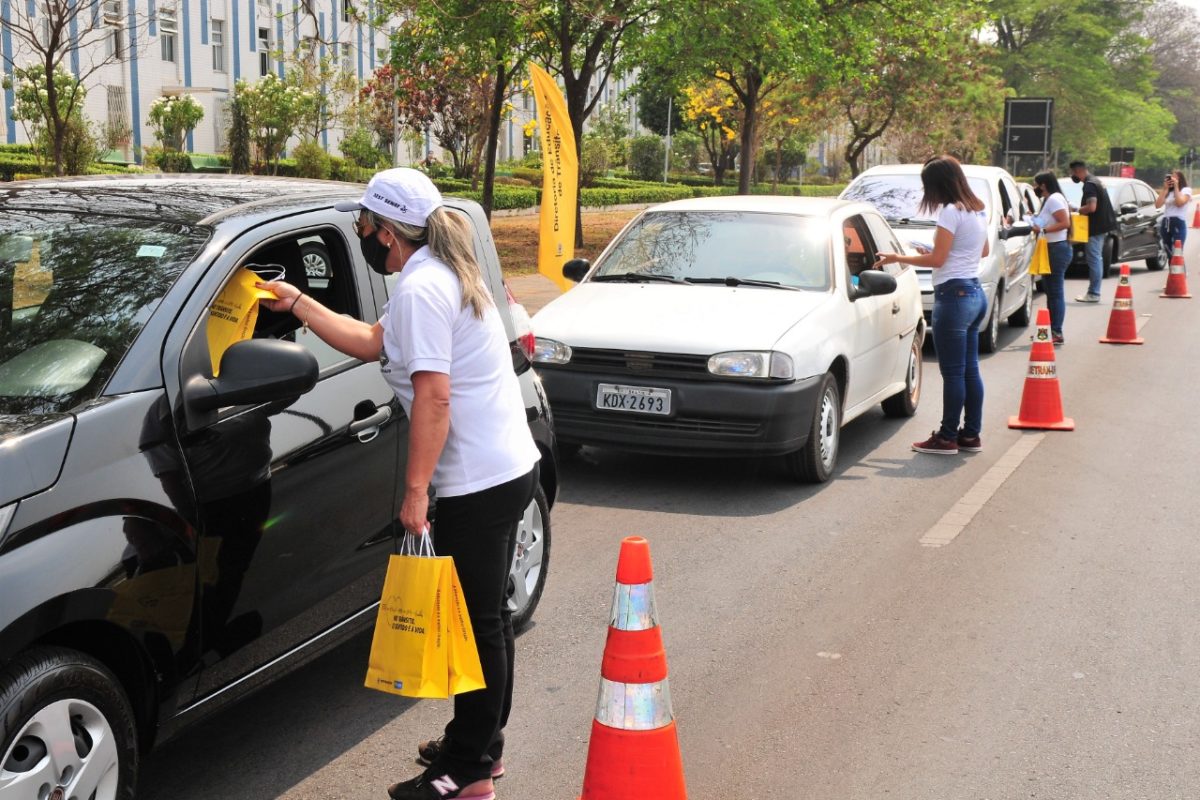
[392,70,400,167]
[663,97,672,184]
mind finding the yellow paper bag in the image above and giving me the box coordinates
[364,551,451,698]
[1069,213,1089,243]
[207,268,278,375]
[445,559,486,695]
[1030,236,1051,275]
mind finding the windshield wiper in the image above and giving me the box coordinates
[684,277,801,291]
[592,272,688,284]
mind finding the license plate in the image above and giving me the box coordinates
[595,384,671,416]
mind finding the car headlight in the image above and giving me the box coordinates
[533,337,572,365]
[707,351,794,379]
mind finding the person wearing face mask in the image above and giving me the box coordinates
[1030,172,1073,345]
[258,168,540,800]
[1068,160,1117,303]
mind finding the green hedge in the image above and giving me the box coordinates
[0,153,44,180]
[442,186,542,210]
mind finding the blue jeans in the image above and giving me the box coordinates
[1085,233,1106,296]
[1041,241,1073,335]
[1161,217,1187,257]
[931,278,987,440]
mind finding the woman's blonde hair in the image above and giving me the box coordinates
[374,207,493,319]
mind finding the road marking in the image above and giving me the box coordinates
[919,433,1045,548]
[1137,313,1152,333]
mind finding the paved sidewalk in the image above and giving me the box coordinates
[507,272,566,315]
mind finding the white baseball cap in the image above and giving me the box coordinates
[335,167,443,227]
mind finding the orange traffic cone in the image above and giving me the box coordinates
[1099,264,1144,344]
[1008,308,1074,431]
[1192,204,1200,228]
[580,537,686,800]
[1162,239,1191,298]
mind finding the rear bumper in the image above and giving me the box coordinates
[535,368,823,457]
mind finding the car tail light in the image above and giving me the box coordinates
[504,282,536,360]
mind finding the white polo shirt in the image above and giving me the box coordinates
[932,203,987,286]
[1163,188,1194,220]
[379,246,540,497]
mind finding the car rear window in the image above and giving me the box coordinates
[842,174,992,223]
[593,210,831,290]
[0,212,209,414]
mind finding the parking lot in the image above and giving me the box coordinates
[139,241,1200,799]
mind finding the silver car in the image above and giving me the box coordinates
[841,164,1037,353]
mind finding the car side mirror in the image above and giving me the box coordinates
[184,339,318,412]
[1120,202,1138,215]
[853,269,897,298]
[562,258,590,283]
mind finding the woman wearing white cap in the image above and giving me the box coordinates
[259,168,540,800]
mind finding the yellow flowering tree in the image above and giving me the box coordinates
[681,81,741,186]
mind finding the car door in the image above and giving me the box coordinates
[173,213,405,699]
[864,212,919,384]
[998,177,1032,310]
[839,213,895,408]
[1132,182,1161,257]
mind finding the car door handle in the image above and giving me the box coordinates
[892,302,901,314]
[349,405,392,442]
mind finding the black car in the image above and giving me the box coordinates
[0,176,557,799]
[1062,176,1167,276]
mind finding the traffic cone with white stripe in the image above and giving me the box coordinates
[1008,308,1074,431]
[1099,264,1144,344]
[1162,239,1191,298]
[579,537,686,800]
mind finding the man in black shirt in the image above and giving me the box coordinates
[1070,160,1117,302]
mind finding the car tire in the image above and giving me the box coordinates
[301,242,331,279]
[0,646,138,800]
[979,285,1001,354]
[1102,237,1115,278]
[1008,280,1034,327]
[1146,239,1167,271]
[882,331,922,418]
[785,372,840,483]
[508,484,551,632]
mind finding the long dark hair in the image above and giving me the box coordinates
[1034,171,1064,198]
[1172,170,1189,189]
[918,155,984,215]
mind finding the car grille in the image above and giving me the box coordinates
[553,408,762,438]
[561,347,711,379]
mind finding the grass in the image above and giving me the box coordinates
[490,210,640,276]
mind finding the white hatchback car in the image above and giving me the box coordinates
[841,164,1037,353]
[531,196,924,482]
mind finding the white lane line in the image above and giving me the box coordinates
[1137,313,1152,333]
[920,433,1046,548]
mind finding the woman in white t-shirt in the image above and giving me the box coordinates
[1030,171,1073,345]
[260,169,538,800]
[1155,169,1193,256]
[875,155,990,455]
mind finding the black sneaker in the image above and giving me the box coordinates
[417,737,505,779]
[912,431,958,455]
[1052,331,1065,345]
[388,771,495,800]
[957,431,982,452]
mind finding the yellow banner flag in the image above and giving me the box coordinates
[528,63,578,293]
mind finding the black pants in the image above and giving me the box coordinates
[431,465,538,782]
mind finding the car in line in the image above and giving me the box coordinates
[840,164,1037,353]
[1061,175,1166,276]
[530,195,924,483]
[0,175,557,800]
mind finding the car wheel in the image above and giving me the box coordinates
[301,242,331,279]
[979,285,1001,354]
[1102,237,1115,278]
[507,484,550,632]
[785,372,840,483]
[1146,239,1167,271]
[0,647,138,800]
[1008,280,1034,327]
[881,331,922,418]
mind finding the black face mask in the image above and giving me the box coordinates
[1034,187,1045,198]
[1071,175,1082,183]
[360,233,390,275]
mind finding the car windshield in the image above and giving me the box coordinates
[592,210,831,290]
[1061,181,1118,208]
[0,213,209,415]
[842,174,992,223]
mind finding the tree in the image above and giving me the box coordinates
[147,95,205,153]
[756,80,835,188]
[1137,1,1200,150]
[680,80,741,185]
[0,0,149,174]
[234,73,320,174]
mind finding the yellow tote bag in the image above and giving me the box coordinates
[445,560,486,695]
[1069,213,1089,243]
[206,267,279,375]
[364,535,451,698]
[1030,236,1051,275]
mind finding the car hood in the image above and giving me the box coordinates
[532,283,825,353]
[0,414,74,507]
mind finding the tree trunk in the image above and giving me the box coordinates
[566,85,587,248]
[737,72,761,195]
[481,62,509,220]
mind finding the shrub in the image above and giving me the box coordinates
[628,135,665,182]
[293,139,332,179]
[580,134,610,188]
[510,166,542,184]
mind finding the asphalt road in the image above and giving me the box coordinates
[141,240,1200,800]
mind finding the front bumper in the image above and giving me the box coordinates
[535,367,823,457]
